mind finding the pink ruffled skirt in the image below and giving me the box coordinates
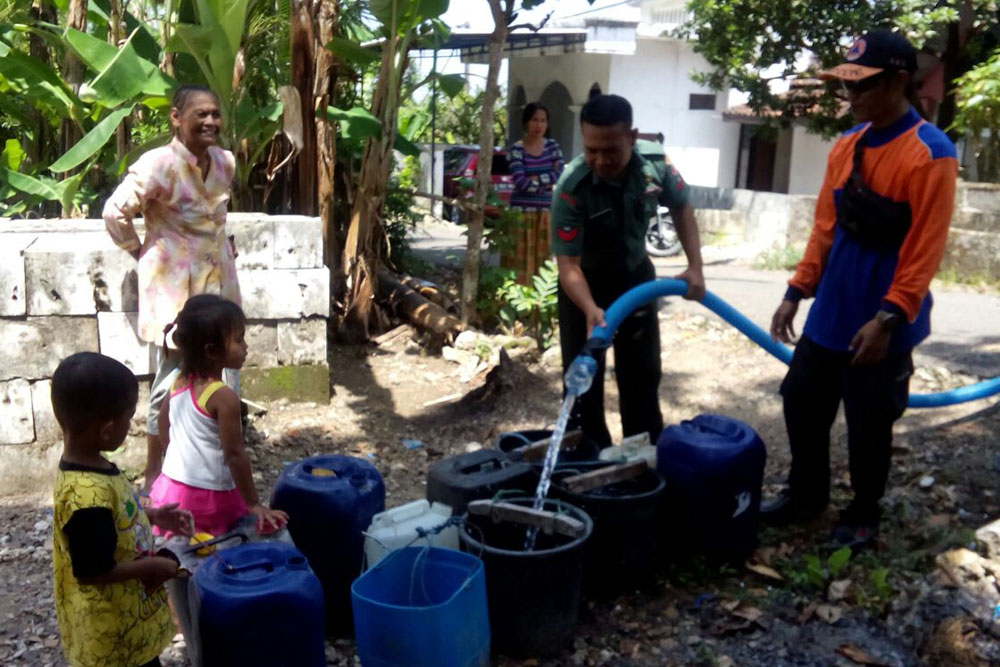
[150,474,249,539]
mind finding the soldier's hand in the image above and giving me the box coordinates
[673,265,706,301]
[585,307,606,338]
[771,300,799,343]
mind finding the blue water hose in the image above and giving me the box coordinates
[586,278,1000,409]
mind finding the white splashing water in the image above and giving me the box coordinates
[524,393,577,551]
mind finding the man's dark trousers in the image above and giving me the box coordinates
[558,257,662,445]
[781,335,913,521]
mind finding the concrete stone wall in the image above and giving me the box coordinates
[0,214,329,445]
[689,182,1000,279]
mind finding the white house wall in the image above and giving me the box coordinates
[788,125,837,195]
[608,38,740,188]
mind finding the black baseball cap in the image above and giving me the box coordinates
[820,30,918,81]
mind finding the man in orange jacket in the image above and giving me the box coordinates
[763,30,958,549]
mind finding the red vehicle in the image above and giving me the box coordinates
[441,145,514,222]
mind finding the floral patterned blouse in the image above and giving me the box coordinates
[103,138,241,344]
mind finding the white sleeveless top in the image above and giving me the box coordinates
[161,380,236,491]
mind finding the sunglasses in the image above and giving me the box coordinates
[840,72,888,95]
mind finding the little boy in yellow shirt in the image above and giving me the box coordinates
[51,352,192,667]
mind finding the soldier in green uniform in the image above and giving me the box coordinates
[551,94,706,445]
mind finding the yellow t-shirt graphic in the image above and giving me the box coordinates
[53,463,174,667]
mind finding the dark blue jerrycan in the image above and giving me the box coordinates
[192,542,325,667]
[657,414,766,562]
[271,455,385,633]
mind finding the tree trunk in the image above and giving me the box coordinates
[28,0,56,167]
[109,0,131,160]
[377,270,463,339]
[290,0,317,215]
[459,0,509,324]
[60,0,88,216]
[340,36,409,339]
[313,0,339,272]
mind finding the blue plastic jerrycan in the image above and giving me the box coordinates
[271,454,385,633]
[657,414,766,562]
[192,542,325,667]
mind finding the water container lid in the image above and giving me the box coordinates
[659,414,762,453]
[283,454,379,488]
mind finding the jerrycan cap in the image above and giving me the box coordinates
[350,472,368,488]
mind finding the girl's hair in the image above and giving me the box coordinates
[171,84,220,113]
[170,294,246,376]
[522,102,549,128]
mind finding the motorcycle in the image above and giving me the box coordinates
[646,206,682,257]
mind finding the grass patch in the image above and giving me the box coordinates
[754,244,805,271]
[935,265,1000,290]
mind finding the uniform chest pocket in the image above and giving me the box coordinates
[587,208,618,240]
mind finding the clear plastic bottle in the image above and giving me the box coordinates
[564,354,598,396]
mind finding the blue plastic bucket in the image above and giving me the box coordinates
[351,546,490,667]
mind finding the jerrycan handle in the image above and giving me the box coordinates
[226,560,275,575]
[687,416,739,439]
[459,457,502,475]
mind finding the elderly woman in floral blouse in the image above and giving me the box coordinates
[103,84,241,490]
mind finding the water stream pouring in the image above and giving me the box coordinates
[525,353,599,550]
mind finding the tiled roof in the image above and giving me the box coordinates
[723,78,849,123]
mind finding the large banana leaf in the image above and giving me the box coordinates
[88,0,162,63]
[0,38,77,114]
[2,169,61,199]
[319,105,382,139]
[49,106,134,173]
[87,29,156,107]
[370,0,449,32]
[65,28,177,100]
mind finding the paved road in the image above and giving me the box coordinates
[409,220,1000,377]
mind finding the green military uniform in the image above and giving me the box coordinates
[551,139,690,444]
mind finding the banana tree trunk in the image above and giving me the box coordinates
[313,0,339,271]
[61,0,88,216]
[460,0,509,324]
[291,0,317,216]
[109,0,130,160]
[341,38,409,339]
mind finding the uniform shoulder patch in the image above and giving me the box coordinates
[557,226,579,242]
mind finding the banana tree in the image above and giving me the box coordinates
[335,0,450,339]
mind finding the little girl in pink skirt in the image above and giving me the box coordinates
[149,295,286,538]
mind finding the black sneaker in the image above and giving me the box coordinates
[759,489,826,525]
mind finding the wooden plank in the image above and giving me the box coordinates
[515,430,584,462]
[561,460,649,494]
[466,500,586,538]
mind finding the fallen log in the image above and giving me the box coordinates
[377,270,464,340]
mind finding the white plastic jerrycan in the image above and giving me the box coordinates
[363,500,459,569]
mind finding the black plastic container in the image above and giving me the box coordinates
[550,461,665,596]
[426,449,535,515]
[460,497,593,659]
[496,429,601,464]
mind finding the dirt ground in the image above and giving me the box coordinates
[2,275,999,667]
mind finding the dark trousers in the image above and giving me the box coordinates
[558,257,662,445]
[780,336,912,521]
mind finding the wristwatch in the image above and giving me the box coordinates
[875,309,901,331]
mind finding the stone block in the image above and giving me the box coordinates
[30,379,60,444]
[228,217,274,271]
[0,245,26,316]
[273,217,323,269]
[0,316,99,381]
[24,233,137,315]
[242,364,330,404]
[98,312,154,376]
[0,379,34,444]
[976,518,1000,560]
[278,319,328,365]
[240,269,330,319]
[245,322,278,368]
[939,228,1000,282]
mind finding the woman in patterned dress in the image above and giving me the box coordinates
[505,102,565,285]
[103,84,241,490]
